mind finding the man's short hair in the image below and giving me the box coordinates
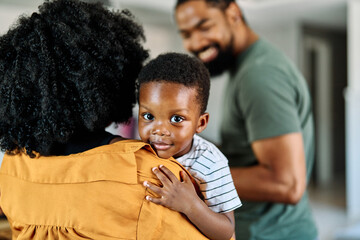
[175,0,235,10]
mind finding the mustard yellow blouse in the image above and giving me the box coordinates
[0,140,208,239]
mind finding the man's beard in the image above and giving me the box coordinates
[194,40,236,77]
[204,46,235,76]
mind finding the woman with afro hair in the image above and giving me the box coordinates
[0,0,208,239]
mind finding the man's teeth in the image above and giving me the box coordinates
[199,47,216,60]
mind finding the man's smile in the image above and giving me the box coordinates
[197,46,218,63]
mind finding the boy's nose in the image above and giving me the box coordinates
[151,127,170,136]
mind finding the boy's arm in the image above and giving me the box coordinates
[143,165,235,240]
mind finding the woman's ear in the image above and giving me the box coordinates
[196,113,209,134]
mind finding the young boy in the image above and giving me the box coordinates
[138,52,241,240]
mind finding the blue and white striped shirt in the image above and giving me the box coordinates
[176,134,242,213]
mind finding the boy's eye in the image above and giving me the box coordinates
[142,113,154,121]
[170,115,184,123]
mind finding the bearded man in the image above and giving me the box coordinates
[174,1,318,239]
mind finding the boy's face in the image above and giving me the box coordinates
[138,81,208,159]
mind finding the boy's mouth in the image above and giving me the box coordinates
[151,141,172,151]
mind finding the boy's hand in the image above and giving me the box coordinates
[143,165,199,215]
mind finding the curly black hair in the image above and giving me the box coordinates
[0,0,149,156]
[137,52,210,114]
[175,0,234,10]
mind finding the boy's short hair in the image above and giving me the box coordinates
[138,52,210,114]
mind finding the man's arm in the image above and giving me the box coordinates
[230,132,306,204]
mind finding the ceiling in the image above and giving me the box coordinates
[0,0,347,29]
[240,0,347,29]
[117,0,347,29]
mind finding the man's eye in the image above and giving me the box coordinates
[200,26,210,32]
[200,23,213,32]
[143,113,154,121]
[182,33,190,39]
[181,32,191,39]
[170,115,184,123]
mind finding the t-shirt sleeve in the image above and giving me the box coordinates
[238,66,301,142]
[196,149,242,213]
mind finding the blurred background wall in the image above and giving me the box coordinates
[0,0,359,239]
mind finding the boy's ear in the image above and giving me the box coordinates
[196,113,209,134]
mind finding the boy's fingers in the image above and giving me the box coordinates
[180,171,191,183]
[152,167,171,185]
[159,165,179,183]
[143,181,163,196]
[145,195,164,206]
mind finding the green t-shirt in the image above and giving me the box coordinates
[220,39,317,240]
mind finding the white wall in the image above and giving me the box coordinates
[0,3,39,34]
[252,22,300,65]
[346,0,360,221]
[199,74,228,145]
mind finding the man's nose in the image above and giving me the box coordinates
[186,32,207,53]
